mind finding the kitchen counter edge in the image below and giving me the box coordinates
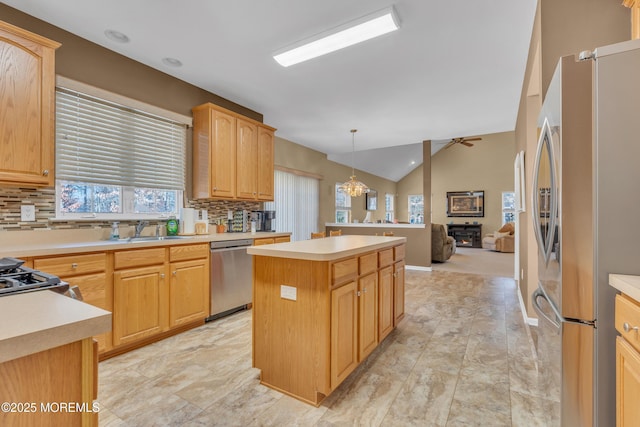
[610,274,640,302]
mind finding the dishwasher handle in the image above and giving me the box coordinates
[210,239,254,250]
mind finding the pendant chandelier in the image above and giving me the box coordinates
[339,129,370,197]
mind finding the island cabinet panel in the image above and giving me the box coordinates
[0,338,97,427]
[330,281,358,389]
[113,264,167,346]
[358,272,378,361]
[378,265,394,341]
[0,21,60,187]
[251,239,406,406]
[394,259,406,325]
[253,256,332,404]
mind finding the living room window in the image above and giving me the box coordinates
[385,193,394,222]
[54,83,188,220]
[408,195,424,224]
[335,183,351,223]
[502,191,516,224]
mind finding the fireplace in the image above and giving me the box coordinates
[447,223,482,248]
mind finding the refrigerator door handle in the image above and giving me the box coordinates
[532,287,561,330]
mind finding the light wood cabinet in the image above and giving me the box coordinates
[394,260,406,325]
[0,21,60,187]
[33,253,112,352]
[0,338,97,427]
[330,281,358,389]
[378,265,394,341]
[236,118,258,200]
[253,242,405,406]
[358,272,378,360]
[257,126,275,201]
[192,102,276,201]
[253,235,290,246]
[615,293,640,427]
[169,244,209,328]
[113,264,167,346]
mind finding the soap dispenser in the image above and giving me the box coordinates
[110,221,120,240]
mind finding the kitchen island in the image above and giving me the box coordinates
[0,290,111,426]
[247,235,406,406]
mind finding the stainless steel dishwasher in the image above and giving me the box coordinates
[207,239,253,321]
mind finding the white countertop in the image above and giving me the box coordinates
[610,274,640,302]
[0,290,111,363]
[0,230,291,258]
[325,223,425,229]
[247,235,406,261]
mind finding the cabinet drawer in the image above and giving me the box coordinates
[275,236,290,243]
[169,243,209,262]
[254,238,275,246]
[332,257,358,285]
[616,294,640,353]
[34,253,106,276]
[394,245,405,261]
[378,249,393,268]
[114,247,166,269]
[359,253,377,276]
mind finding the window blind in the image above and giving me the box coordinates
[55,87,186,190]
[264,169,319,242]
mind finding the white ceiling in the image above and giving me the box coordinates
[3,0,537,182]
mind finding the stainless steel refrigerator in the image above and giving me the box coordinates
[532,38,640,427]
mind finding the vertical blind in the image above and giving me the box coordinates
[264,170,319,242]
[55,87,186,190]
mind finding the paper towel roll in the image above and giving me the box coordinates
[180,208,195,234]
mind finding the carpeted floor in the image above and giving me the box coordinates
[431,246,515,278]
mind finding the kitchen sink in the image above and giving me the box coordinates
[116,235,193,243]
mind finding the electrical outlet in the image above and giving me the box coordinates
[21,205,36,222]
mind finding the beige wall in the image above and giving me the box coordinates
[274,137,397,231]
[514,0,631,318]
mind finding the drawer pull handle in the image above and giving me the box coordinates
[623,322,639,333]
[71,263,78,269]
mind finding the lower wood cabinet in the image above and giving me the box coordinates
[330,281,358,388]
[169,245,209,328]
[34,253,112,352]
[394,260,406,325]
[378,265,394,341]
[358,271,378,361]
[113,264,166,346]
[253,235,290,246]
[616,336,640,427]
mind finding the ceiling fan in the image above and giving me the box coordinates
[443,137,482,149]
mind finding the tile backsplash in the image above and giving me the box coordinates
[0,187,261,232]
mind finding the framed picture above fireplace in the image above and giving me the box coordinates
[446,190,484,217]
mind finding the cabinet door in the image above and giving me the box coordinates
[617,336,640,427]
[274,236,290,243]
[257,126,274,201]
[169,259,209,327]
[359,272,378,361]
[211,109,237,198]
[66,272,111,352]
[254,238,275,246]
[394,260,405,326]
[236,118,258,200]
[378,265,394,342]
[0,23,59,187]
[113,265,166,346]
[331,281,358,389]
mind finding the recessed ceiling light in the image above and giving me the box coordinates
[162,57,183,67]
[104,29,130,43]
[410,160,416,165]
[273,6,400,67]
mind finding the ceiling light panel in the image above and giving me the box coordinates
[273,6,400,67]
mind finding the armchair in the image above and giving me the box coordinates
[432,223,456,262]
[482,222,515,253]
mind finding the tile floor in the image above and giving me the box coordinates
[98,270,558,426]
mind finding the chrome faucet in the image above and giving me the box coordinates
[134,220,149,238]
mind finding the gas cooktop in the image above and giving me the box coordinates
[0,257,69,297]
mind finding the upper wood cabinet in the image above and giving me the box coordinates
[0,21,60,187]
[192,102,276,201]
